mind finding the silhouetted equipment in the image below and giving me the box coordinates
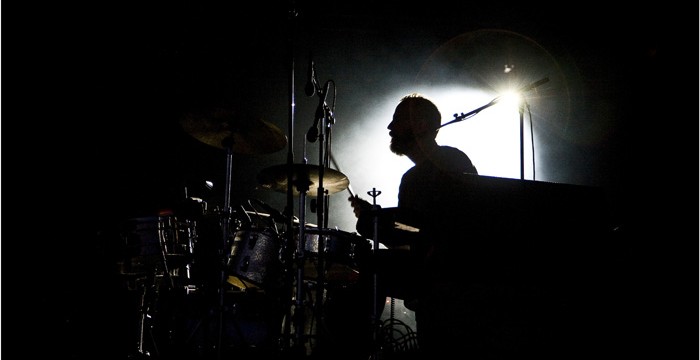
[369,173,617,281]
[114,173,621,359]
[364,174,621,359]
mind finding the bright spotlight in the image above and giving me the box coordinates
[497,91,522,111]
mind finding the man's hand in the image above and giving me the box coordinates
[347,195,373,218]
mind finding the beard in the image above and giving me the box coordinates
[389,135,415,156]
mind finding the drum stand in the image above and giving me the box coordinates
[132,274,159,358]
[289,172,314,356]
[367,188,384,360]
[280,178,335,358]
[131,227,192,359]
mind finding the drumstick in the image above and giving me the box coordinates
[346,183,356,198]
[330,153,355,197]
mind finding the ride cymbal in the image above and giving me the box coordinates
[180,108,287,154]
[257,164,350,196]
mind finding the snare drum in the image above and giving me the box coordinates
[301,227,370,284]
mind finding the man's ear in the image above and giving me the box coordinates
[412,119,434,135]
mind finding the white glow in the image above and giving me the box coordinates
[424,86,526,180]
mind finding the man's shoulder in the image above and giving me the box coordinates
[434,146,478,174]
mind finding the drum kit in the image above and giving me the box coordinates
[116,108,378,359]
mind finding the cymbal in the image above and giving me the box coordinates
[257,164,350,196]
[180,108,287,154]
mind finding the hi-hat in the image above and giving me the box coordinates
[257,164,350,196]
[180,108,287,154]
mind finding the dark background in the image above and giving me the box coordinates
[3,1,697,358]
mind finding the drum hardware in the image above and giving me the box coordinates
[226,227,282,289]
[167,284,282,358]
[245,199,283,235]
[142,8,384,354]
[114,1,391,355]
[131,268,193,358]
[253,164,336,354]
[119,215,198,290]
[134,276,157,358]
[252,63,358,356]
[367,187,384,360]
[116,163,369,357]
[117,124,369,358]
[180,107,288,359]
[226,274,262,292]
[300,227,368,285]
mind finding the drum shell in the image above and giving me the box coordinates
[227,228,281,287]
[302,228,369,264]
[301,227,371,284]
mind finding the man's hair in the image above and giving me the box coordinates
[398,93,441,131]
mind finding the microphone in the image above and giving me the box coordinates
[306,122,319,143]
[307,80,330,143]
[519,77,549,93]
[305,56,316,97]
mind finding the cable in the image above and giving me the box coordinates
[380,310,420,355]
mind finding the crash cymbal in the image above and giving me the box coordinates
[257,164,350,196]
[180,108,287,154]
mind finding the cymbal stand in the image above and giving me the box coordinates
[214,135,237,360]
[291,169,313,353]
[277,2,310,356]
[368,187,383,359]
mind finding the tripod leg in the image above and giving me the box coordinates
[132,274,162,358]
[135,278,150,357]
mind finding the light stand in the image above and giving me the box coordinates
[441,77,549,180]
[519,101,525,180]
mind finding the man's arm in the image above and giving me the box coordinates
[356,207,421,250]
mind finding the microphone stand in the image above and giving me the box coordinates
[308,80,333,356]
[322,105,334,228]
[438,96,501,129]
